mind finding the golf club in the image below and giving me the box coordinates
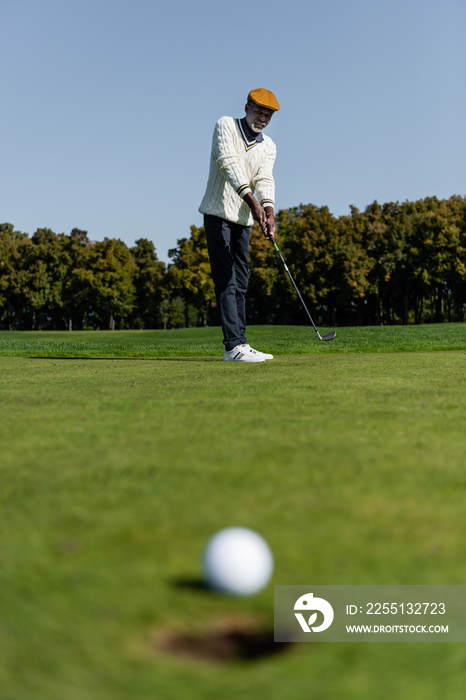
[270,238,336,342]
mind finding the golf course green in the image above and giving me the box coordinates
[1,324,466,699]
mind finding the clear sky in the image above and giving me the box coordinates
[2,0,465,263]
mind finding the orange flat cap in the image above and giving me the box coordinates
[248,88,280,112]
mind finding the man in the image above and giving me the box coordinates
[199,88,279,362]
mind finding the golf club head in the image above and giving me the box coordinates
[320,331,337,341]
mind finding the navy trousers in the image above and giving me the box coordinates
[204,214,251,351]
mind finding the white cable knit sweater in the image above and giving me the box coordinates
[199,116,276,226]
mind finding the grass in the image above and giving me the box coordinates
[0,321,465,357]
[1,324,466,699]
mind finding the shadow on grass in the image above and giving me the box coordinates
[28,357,220,362]
[172,577,210,592]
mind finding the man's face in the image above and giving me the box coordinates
[244,101,274,134]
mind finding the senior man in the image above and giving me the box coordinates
[199,88,279,362]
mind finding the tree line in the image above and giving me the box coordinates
[1,195,465,331]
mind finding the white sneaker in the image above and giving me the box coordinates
[243,344,274,360]
[223,344,265,362]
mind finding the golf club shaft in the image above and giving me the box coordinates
[270,239,321,338]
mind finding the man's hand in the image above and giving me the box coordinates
[265,208,275,239]
[243,193,268,236]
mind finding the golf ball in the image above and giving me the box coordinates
[203,527,273,596]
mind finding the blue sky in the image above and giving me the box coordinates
[2,0,465,263]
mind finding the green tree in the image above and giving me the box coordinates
[0,224,30,329]
[60,229,94,330]
[447,196,466,321]
[88,238,137,330]
[129,238,166,329]
[247,222,282,323]
[20,228,67,329]
[167,226,215,326]
[169,296,185,328]
[357,201,407,324]
[273,204,341,325]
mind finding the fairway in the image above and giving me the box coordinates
[1,326,466,700]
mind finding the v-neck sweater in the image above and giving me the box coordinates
[199,116,276,226]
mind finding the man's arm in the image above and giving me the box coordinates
[213,117,253,200]
[252,141,277,239]
[243,193,268,236]
[242,195,275,238]
[264,206,275,238]
[243,192,275,238]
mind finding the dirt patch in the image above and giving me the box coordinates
[155,615,292,663]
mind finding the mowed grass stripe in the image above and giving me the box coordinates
[0,322,466,357]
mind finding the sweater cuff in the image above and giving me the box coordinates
[237,184,252,199]
[261,199,274,210]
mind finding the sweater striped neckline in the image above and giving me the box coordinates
[237,117,264,150]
